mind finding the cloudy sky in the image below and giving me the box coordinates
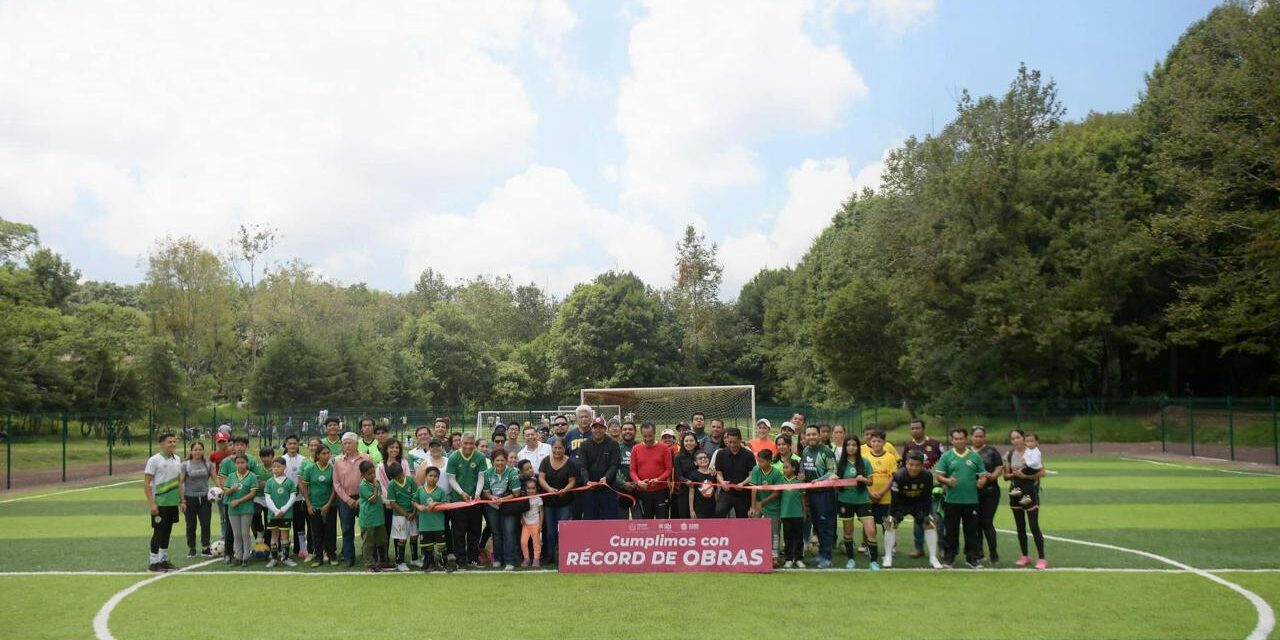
[0,0,1217,297]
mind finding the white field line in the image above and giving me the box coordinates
[0,479,140,504]
[92,559,219,640]
[997,527,1274,640]
[1119,457,1280,478]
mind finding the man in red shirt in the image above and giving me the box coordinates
[629,423,673,519]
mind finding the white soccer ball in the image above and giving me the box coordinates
[210,540,225,556]
[208,487,224,501]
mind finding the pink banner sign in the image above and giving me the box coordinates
[557,519,773,573]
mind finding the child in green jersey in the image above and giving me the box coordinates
[413,467,450,572]
[264,458,298,568]
[358,460,387,572]
[386,462,418,572]
[779,456,805,568]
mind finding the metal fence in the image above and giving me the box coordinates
[2,397,1277,491]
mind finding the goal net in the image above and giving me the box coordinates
[557,405,623,423]
[579,385,755,431]
[475,410,561,442]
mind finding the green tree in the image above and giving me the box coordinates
[248,328,342,410]
[27,247,80,308]
[667,225,723,377]
[402,303,496,406]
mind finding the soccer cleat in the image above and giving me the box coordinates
[330,559,341,567]
[882,556,893,569]
[929,556,944,569]
[1035,558,1048,570]
[845,559,856,570]
[1020,495,1034,507]
[1015,555,1031,567]
[148,563,163,572]
[187,548,197,558]
[1008,487,1022,498]
[395,563,410,572]
[309,560,322,568]
[266,558,278,568]
[161,561,177,571]
[282,558,297,567]
[868,561,880,572]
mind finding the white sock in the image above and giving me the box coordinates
[883,530,896,564]
[924,529,939,558]
[149,552,158,564]
[159,549,168,561]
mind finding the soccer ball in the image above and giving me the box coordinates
[210,540,225,556]
[207,487,224,501]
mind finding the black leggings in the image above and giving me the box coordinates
[781,517,804,562]
[150,506,178,553]
[977,490,999,559]
[309,509,337,561]
[1013,508,1045,559]
[184,495,212,550]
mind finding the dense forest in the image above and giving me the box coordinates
[0,3,1276,416]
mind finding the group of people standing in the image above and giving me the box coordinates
[141,406,1048,573]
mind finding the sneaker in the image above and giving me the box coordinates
[187,548,197,558]
[817,558,831,569]
[929,556,944,569]
[413,558,424,568]
[308,560,322,568]
[148,563,163,572]
[282,558,297,567]
[395,563,410,572]
[869,561,880,572]
[161,561,177,571]
[491,561,501,569]
[446,560,456,573]
[857,544,868,555]
[909,549,925,558]
[504,564,515,571]
[844,559,856,569]
[1035,558,1048,570]
[966,559,982,569]
[990,555,1000,565]
[1020,495,1034,507]
[330,559,340,567]
[1015,555,1031,567]
[1008,487,1022,498]
[200,547,213,557]
[266,558,278,568]
[882,556,893,569]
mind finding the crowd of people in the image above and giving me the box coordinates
[141,406,1047,573]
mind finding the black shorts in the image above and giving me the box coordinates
[268,517,291,530]
[838,502,873,519]
[891,503,931,525]
[871,504,890,521]
[150,505,180,527]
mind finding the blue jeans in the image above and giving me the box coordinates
[338,501,357,563]
[484,506,520,566]
[807,491,836,562]
[583,489,619,520]
[543,503,574,561]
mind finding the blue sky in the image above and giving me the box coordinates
[0,0,1218,297]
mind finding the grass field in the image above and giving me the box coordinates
[0,456,1277,639]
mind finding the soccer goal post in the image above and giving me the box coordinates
[579,385,756,431]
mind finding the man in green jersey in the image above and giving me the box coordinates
[321,417,343,458]
[747,449,784,565]
[446,432,487,568]
[801,425,837,568]
[299,445,337,566]
[934,427,990,568]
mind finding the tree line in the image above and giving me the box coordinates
[0,2,1275,417]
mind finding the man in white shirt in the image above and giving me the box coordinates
[517,425,552,472]
[280,435,307,557]
[143,431,182,572]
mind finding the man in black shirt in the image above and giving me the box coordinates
[711,427,755,518]
[579,419,621,520]
[972,426,1003,564]
[884,452,942,569]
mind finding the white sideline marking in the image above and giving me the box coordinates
[1119,457,1280,478]
[998,528,1274,640]
[0,480,140,504]
[92,559,218,640]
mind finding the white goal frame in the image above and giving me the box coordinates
[579,385,755,429]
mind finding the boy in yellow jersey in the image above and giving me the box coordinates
[864,429,899,549]
[860,424,899,459]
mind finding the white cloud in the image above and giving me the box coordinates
[720,143,896,294]
[0,0,577,281]
[402,165,674,295]
[616,0,868,212]
[860,0,937,34]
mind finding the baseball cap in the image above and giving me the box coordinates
[215,433,229,443]
[660,429,676,438]
[676,422,689,431]
[756,418,772,429]
[591,417,606,427]
[781,421,796,433]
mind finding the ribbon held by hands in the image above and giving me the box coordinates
[425,479,634,512]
